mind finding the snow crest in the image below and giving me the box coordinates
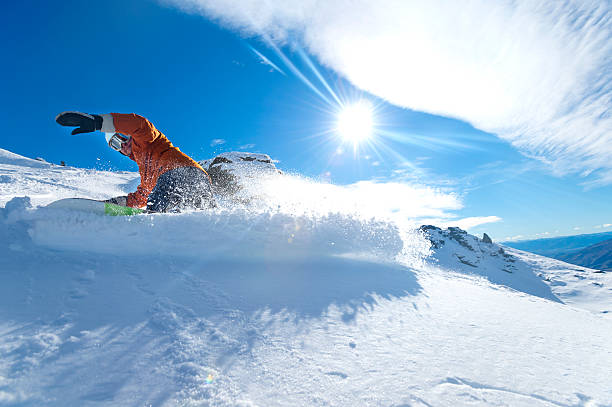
[12,203,408,262]
[1,148,432,265]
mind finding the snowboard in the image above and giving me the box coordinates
[45,198,145,216]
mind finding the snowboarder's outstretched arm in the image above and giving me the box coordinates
[100,113,164,145]
[56,111,159,144]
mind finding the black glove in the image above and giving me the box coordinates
[56,111,103,135]
[105,196,128,206]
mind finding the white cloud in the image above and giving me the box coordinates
[229,171,497,233]
[256,176,463,221]
[439,216,502,231]
[165,0,611,184]
[210,138,226,147]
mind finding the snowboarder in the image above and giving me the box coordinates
[56,111,214,212]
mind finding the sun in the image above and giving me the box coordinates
[336,101,374,144]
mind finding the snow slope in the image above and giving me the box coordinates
[1,148,611,406]
[0,149,138,208]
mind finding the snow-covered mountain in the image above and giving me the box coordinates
[1,148,611,406]
[420,225,612,313]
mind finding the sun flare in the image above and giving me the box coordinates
[336,101,374,144]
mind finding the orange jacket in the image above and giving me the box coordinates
[108,113,208,208]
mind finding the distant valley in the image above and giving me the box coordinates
[504,231,612,271]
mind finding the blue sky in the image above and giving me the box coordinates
[1,0,610,241]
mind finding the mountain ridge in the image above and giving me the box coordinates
[503,230,612,256]
[557,238,612,271]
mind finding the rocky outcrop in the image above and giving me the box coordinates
[417,224,612,307]
[199,152,281,197]
[419,225,517,273]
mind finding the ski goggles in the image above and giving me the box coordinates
[106,133,131,151]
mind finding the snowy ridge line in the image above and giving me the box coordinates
[4,197,415,263]
[0,148,140,208]
[0,148,53,169]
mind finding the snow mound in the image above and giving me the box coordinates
[7,199,406,262]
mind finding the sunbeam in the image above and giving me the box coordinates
[259,35,334,106]
[248,45,286,75]
[296,46,343,106]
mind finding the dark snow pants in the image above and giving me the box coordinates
[147,166,215,213]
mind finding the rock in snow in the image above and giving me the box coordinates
[199,152,281,197]
[482,232,493,244]
[1,147,612,406]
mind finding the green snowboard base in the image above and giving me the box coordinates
[45,198,145,216]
